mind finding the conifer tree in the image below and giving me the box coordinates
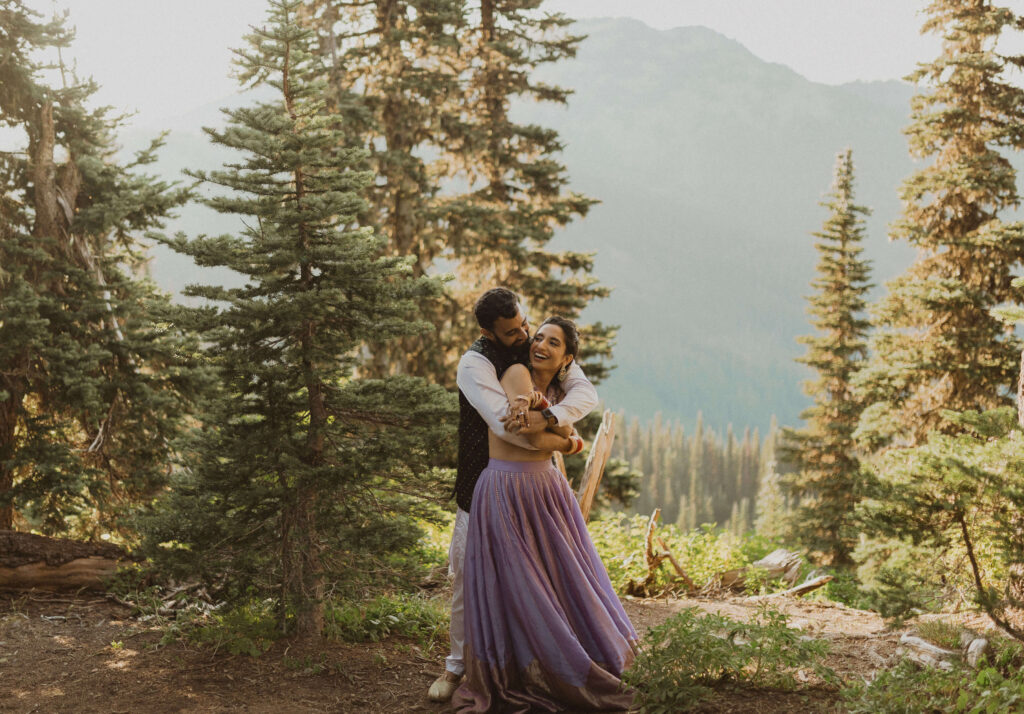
[144,1,453,638]
[0,1,203,534]
[299,0,466,380]
[857,0,1024,447]
[782,149,872,565]
[441,0,614,382]
[755,417,788,539]
[299,1,614,386]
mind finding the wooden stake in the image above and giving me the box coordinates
[577,409,615,521]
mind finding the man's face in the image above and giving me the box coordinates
[486,308,531,350]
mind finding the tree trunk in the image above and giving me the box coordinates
[0,388,20,530]
[0,530,131,590]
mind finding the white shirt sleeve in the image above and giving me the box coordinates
[547,361,598,427]
[456,350,535,449]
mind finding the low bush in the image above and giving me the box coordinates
[623,606,837,712]
[324,592,448,648]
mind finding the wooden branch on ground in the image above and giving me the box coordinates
[625,508,665,597]
[750,574,834,599]
[643,508,663,571]
[576,409,615,522]
[0,530,135,591]
[656,536,696,591]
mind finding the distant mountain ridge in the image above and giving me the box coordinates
[126,17,920,433]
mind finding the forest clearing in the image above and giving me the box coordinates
[9,0,1024,711]
[1,587,914,713]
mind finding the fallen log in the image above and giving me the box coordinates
[897,632,958,671]
[716,548,804,591]
[0,530,134,591]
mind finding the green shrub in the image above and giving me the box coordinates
[623,606,837,713]
[324,593,448,648]
[588,513,756,594]
[188,599,280,656]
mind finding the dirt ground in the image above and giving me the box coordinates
[0,589,911,713]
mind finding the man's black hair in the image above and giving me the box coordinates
[474,288,520,331]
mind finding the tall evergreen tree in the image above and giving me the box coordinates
[782,149,872,565]
[0,1,203,535]
[755,417,788,540]
[302,0,467,380]
[856,0,1024,448]
[144,1,454,638]
[442,0,614,382]
[299,1,614,386]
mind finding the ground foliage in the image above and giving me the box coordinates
[623,605,838,713]
[843,637,1024,714]
[586,512,777,596]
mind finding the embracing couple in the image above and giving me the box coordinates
[428,287,637,712]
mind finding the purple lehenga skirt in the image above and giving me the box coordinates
[452,458,638,713]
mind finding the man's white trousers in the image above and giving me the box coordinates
[445,508,470,676]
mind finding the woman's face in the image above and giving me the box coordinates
[530,323,572,372]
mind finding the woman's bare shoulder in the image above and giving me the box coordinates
[503,363,530,378]
[500,363,531,386]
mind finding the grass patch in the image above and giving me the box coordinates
[915,619,964,651]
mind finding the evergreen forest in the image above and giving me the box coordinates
[7,1,1024,711]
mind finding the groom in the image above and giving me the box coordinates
[428,287,598,702]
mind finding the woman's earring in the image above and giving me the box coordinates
[558,363,569,381]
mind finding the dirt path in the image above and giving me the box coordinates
[0,591,902,713]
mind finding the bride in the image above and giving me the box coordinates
[453,316,637,713]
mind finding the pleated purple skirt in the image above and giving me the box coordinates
[453,458,638,713]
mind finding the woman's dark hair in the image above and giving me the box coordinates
[539,315,580,364]
[474,287,520,330]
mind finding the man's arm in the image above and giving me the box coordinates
[503,361,598,434]
[547,361,599,426]
[456,350,535,449]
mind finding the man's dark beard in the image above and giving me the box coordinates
[495,338,531,365]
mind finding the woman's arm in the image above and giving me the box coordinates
[500,365,573,452]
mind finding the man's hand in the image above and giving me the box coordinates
[500,409,548,434]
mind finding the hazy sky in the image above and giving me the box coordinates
[26,1,1024,130]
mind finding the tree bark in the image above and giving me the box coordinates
[0,530,131,590]
[0,385,21,530]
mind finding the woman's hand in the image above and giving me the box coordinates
[506,394,532,430]
[505,390,551,431]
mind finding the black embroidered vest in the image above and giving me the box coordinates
[455,337,524,512]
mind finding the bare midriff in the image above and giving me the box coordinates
[488,431,553,462]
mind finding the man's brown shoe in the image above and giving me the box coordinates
[427,671,463,702]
